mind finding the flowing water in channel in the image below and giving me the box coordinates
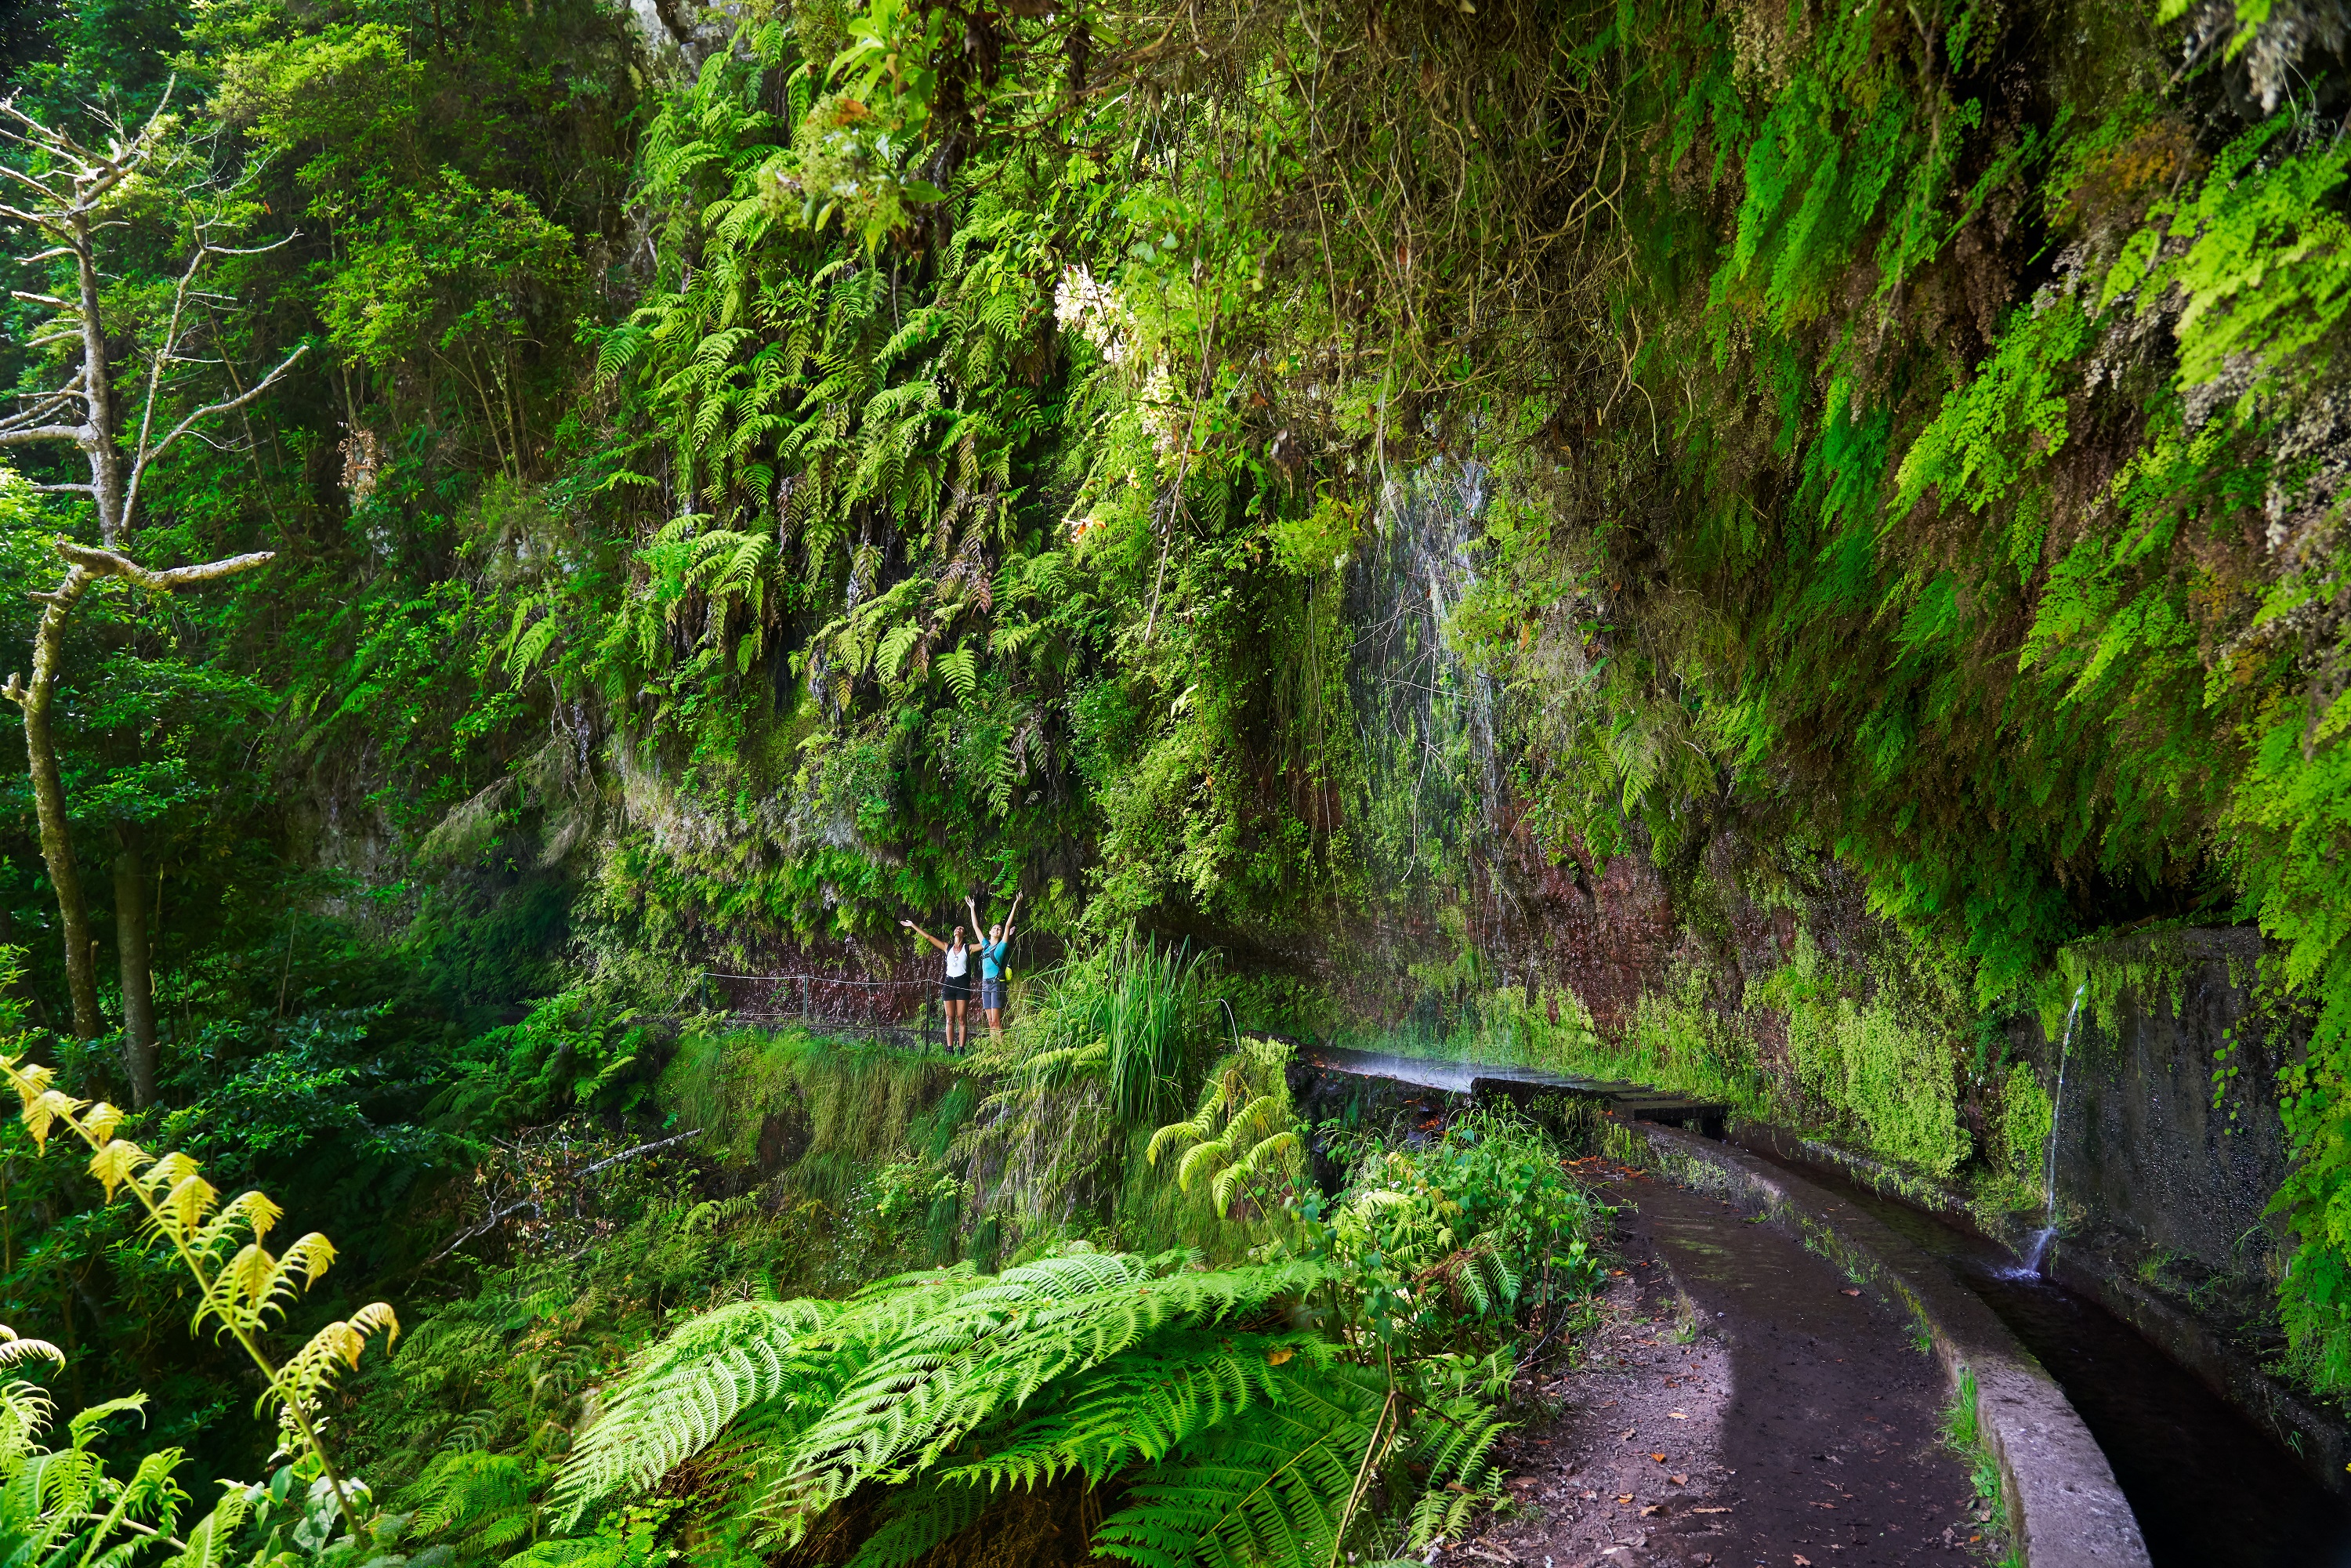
[1742,1146,2351,1568]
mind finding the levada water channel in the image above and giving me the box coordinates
[1295,1044,2351,1566]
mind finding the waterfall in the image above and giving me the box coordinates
[2020,983,2086,1276]
[1342,460,1505,876]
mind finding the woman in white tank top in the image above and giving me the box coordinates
[900,914,974,1052]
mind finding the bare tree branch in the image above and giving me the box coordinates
[125,344,307,523]
[56,541,275,591]
[0,400,80,435]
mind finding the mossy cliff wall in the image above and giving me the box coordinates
[2034,929,2298,1356]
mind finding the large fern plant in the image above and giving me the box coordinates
[546,1248,1502,1566]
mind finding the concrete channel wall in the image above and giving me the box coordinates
[1627,1122,2151,1568]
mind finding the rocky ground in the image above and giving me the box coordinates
[1429,1160,1999,1568]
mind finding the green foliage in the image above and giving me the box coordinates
[1147,1037,1302,1219]
[1324,1112,1608,1351]
[1752,933,1970,1179]
[438,992,654,1128]
[20,0,2351,1440]
[1992,1063,2056,1211]
[549,1251,1329,1540]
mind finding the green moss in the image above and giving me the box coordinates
[1991,1063,2056,1212]
[654,1026,967,1197]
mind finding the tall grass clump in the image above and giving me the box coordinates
[1006,929,1212,1125]
[1092,931,1209,1124]
[954,932,1220,1254]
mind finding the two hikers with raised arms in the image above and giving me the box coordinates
[900,887,1021,1052]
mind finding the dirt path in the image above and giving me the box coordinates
[1434,1164,1996,1568]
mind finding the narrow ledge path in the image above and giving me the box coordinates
[1433,1163,1996,1568]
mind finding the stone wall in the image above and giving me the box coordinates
[2030,926,2298,1356]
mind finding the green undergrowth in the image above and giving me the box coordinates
[1941,1369,2017,1566]
[655,1025,975,1202]
[321,953,1615,1568]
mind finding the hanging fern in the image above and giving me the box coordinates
[1150,1040,1306,1219]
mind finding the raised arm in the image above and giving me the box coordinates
[900,918,947,954]
[1001,890,1023,941]
[965,893,984,937]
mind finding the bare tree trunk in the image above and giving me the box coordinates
[114,828,156,1106]
[19,570,101,1038]
[3,543,273,1046]
[71,211,126,545]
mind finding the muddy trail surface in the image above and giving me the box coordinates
[1436,1164,1994,1568]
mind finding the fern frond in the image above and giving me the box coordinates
[758,1254,1325,1537]
[551,1296,845,1526]
[936,646,977,701]
[1094,1361,1387,1568]
[937,1331,1327,1490]
[1399,1393,1509,1549]
[274,1301,400,1414]
[842,1478,989,1568]
[0,1326,63,1372]
[160,1483,252,1568]
[1176,1137,1233,1197]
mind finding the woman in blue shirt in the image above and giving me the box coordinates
[965,889,1021,1040]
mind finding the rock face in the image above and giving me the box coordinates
[2050,927,2295,1313]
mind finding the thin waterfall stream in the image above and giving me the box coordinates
[2020,982,2085,1275]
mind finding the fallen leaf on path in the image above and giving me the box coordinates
[1692,1506,1733,1514]
[1668,1410,1689,1418]
[1615,1494,1634,1504]
[1670,1473,1688,1484]
[1639,1505,1661,1516]
[1838,1288,1861,1297]
[1650,1453,1668,1463]
[1795,1556,1813,1566]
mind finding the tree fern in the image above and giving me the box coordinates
[552,1251,1328,1547]
[551,1295,844,1522]
[840,1479,990,1568]
[1092,1361,1386,1568]
[937,1330,1329,1490]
